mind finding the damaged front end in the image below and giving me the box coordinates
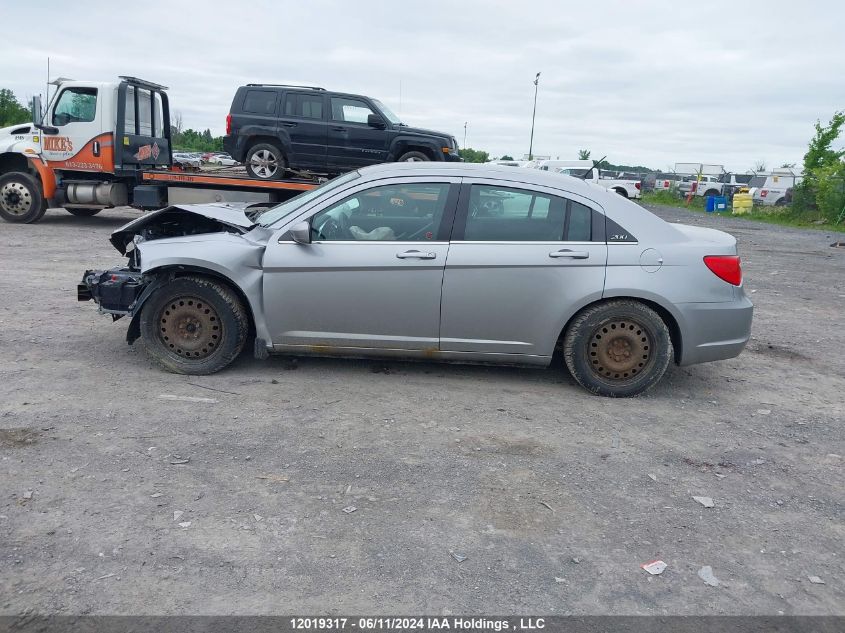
[78,202,261,326]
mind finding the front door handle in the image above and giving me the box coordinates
[281,122,297,127]
[331,126,346,132]
[396,250,436,260]
[549,249,590,259]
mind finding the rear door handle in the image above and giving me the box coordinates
[331,126,346,132]
[396,250,436,260]
[281,122,297,127]
[549,249,590,259]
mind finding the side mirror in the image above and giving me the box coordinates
[367,114,386,129]
[289,221,311,244]
[30,96,43,126]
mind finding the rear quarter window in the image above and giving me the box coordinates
[242,90,277,115]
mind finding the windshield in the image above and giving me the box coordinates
[257,171,360,226]
[372,99,402,125]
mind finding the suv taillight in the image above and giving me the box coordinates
[225,113,232,135]
[760,189,768,197]
[704,255,742,286]
[635,182,641,190]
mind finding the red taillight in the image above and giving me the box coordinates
[225,113,232,135]
[704,255,742,286]
[635,182,641,190]
[760,189,768,197]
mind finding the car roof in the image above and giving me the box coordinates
[356,162,598,195]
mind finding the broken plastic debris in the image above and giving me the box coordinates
[693,496,715,508]
[169,456,190,465]
[22,491,33,500]
[698,565,720,587]
[554,576,565,583]
[450,552,467,563]
[150,492,163,498]
[173,511,184,521]
[253,514,263,522]
[647,473,657,482]
[158,394,218,404]
[756,409,771,415]
[178,521,191,528]
[341,506,357,514]
[641,560,667,575]
[808,575,825,585]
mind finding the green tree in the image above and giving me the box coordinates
[0,88,30,127]
[802,111,844,174]
[500,154,514,161]
[458,147,489,163]
[577,149,591,160]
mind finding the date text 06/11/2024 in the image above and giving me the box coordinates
[289,618,547,631]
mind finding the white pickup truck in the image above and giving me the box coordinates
[677,173,755,198]
[554,167,642,199]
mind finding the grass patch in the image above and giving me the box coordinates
[640,191,845,233]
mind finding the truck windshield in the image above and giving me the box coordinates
[256,171,360,226]
[372,99,402,125]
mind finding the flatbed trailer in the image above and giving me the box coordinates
[0,76,321,223]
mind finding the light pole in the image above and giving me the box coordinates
[528,72,541,161]
[463,121,467,149]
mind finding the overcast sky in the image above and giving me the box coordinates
[3,1,843,172]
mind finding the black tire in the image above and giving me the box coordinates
[396,150,430,162]
[703,189,719,198]
[245,142,286,180]
[563,300,672,397]
[65,208,102,217]
[0,172,46,223]
[139,276,249,375]
[613,187,628,198]
[774,197,787,207]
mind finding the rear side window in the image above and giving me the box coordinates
[242,90,277,115]
[461,185,593,242]
[283,93,324,119]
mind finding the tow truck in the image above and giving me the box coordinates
[0,76,318,223]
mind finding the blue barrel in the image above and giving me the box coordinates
[706,195,716,212]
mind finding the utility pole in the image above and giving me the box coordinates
[528,72,541,161]
[463,122,467,149]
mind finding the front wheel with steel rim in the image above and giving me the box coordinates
[139,276,249,375]
[0,172,46,224]
[563,300,672,397]
[245,142,286,180]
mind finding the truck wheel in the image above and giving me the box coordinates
[613,187,628,198]
[397,150,430,162]
[245,143,286,180]
[66,208,102,217]
[563,300,672,397]
[703,189,719,198]
[0,172,46,223]
[140,276,249,375]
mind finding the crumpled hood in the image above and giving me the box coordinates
[109,202,255,254]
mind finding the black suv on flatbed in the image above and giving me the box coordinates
[224,84,461,179]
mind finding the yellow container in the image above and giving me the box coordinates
[732,193,753,215]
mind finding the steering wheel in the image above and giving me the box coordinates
[315,213,352,240]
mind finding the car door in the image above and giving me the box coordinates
[440,180,608,358]
[41,85,103,168]
[281,92,328,170]
[326,96,390,171]
[261,177,460,351]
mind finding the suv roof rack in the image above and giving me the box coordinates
[246,83,326,91]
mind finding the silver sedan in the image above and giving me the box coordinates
[79,163,753,396]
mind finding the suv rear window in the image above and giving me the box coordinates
[242,90,277,115]
[284,93,324,119]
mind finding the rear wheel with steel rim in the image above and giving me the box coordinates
[563,300,672,397]
[140,276,249,375]
[0,172,46,224]
[245,142,286,180]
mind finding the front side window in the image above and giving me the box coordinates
[310,183,452,242]
[330,97,375,124]
[52,87,97,125]
[462,185,592,242]
[257,171,360,227]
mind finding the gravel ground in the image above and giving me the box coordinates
[0,204,843,615]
